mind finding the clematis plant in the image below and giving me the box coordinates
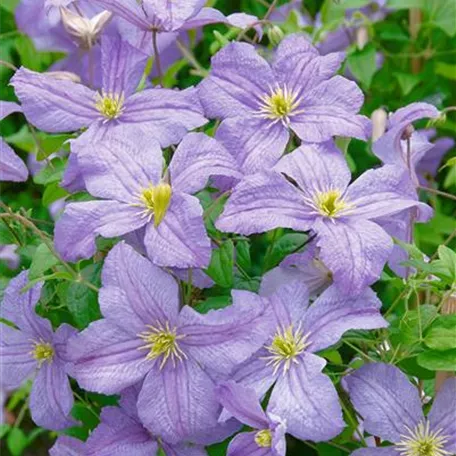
[217,141,433,295]
[0,272,77,430]
[55,131,240,267]
[344,363,456,456]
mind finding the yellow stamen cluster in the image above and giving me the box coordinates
[314,189,350,218]
[263,324,310,375]
[31,340,54,366]
[256,85,302,124]
[396,421,450,456]
[138,321,186,369]
[95,91,125,120]
[134,182,172,227]
[254,429,273,448]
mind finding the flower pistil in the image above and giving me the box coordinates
[95,91,125,121]
[396,421,450,456]
[255,429,273,448]
[133,182,172,227]
[256,85,303,125]
[31,340,54,366]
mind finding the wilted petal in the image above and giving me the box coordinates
[216,116,290,175]
[101,33,148,97]
[137,358,219,444]
[122,87,207,148]
[179,290,273,376]
[30,361,75,430]
[11,67,99,133]
[55,200,146,262]
[268,352,344,441]
[216,171,314,235]
[100,242,180,332]
[343,363,424,443]
[68,320,151,394]
[428,378,456,453]
[199,42,275,119]
[304,285,387,353]
[144,192,211,268]
[315,218,393,296]
[169,133,241,194]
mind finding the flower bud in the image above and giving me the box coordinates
[267,25,285,47]
[46,71,81,83]
[371,108,388,141]
[60,7,112,50]
[356,26,369,50]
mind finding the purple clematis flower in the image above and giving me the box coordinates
[55,131,240,268]
[373,102,440,186]
[344,363,456,456]
[217,141,432,295]
[85,385,207,455]
[221,281,387,442]
[67,242,273,444]
[217,380,287,456]
[200,34,371,175]
[49,436,86,456]
[10,33,207,149]
[0,272,77,430]
[0,102,28,182]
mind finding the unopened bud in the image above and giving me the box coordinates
[46,71,81,83]
[267,25,285,47]
[371,108,388,141]
[60,7,112,49]
[356,26,369,50]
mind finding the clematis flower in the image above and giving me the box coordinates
[0,102,28,182]
[372,102,440,186]
[11,33,207,149]
[67,242,273,444]
[221,281,387,442]
[344,363,456,456]
[49,436,85,456]
[216,141,432,295]
[200,34,371,175]
[0,272,77,430]
[84,385,207,455]
[217,381,287,456]
[55,131,240,267]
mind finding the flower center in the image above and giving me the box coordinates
[134,183,172,227]
[95,91,125,120]
[263,324,310,375]
[31,340,54,366]
[396,422,450,456]
[138,321,186,369]
[255,429,272,448]
[256,85,302,124]
[314,189,350,218]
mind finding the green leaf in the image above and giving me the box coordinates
[394,72,422,96]
[424,315,456,351]
[431,245,456,284]
[425,0,456,36]
[417,349,456,371]
[263,232,308,272]
[205,240,234,288]
[319,349,343,365]
[42,182,69,207]
[7,428,28,456]
[195,295,232,314]
[347,44,377,88]
[236,239,251,273]
[317,443,343,456]
[0,0,20,13]
[0,424,10,440]
[387,0,425,9]
[34,158,67,185]
[29,243,60,280]
[66,264,102,329]
[435,62,456,80]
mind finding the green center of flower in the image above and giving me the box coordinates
[95,91,125,120]
[314,190,350,218]
[263,325,310,375]
[134,182,172,227]
[255,429,273,448]
[257,85,301,123]
[138,321,186,369]
[396,422,450,456]
[31,340,54,366]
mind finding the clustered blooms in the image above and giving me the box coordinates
[1,1,454,456]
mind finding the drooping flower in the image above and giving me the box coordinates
[216,381,287,456]
[0,102,28,182]
[67,242,273,444]
[84,385,207,456]
[55,131,240,268]
[217,141,432,295]
[0,272,77,430]
[221,280,387,442]
[11,33,207,149]
[344,363,456,456]
[199,34,371,175]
